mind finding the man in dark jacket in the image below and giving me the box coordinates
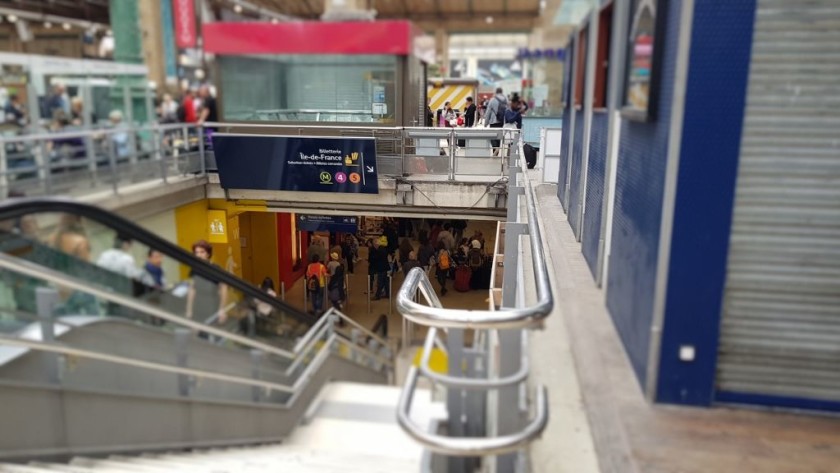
[464,97,477,128]
[370,236,391,300]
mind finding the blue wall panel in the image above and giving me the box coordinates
[605,0,682,386]
[656,0,756,406]
[558,106,572,208]
[581,112,609,277]
[568,109,586,235]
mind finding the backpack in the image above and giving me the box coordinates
[468,249,483,270]
[329,264,344,290]
[438,250,451,270]
[307,264,321,292]
[494,98,508,123]
[307,274,319,292]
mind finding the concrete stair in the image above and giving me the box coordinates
[0,382,445,473]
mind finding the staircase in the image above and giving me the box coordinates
[0,382,446,473]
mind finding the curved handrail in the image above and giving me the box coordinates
[418,327,529,390]
[397,367,549,456]
[0,197,316,327]
[395,141,552,329]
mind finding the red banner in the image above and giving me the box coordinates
[172,0,196,49]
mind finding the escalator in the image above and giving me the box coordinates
[0,198,394,462]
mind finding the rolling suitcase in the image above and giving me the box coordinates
[454,265,472,292]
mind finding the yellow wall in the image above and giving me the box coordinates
[174,199,209,280]
[174,199,243,280]
[239,212,279,289]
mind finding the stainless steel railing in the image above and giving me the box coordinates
[0,122,206,199]
[1,121,519,200]
[394,137,552,458]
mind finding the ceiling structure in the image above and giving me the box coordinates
[0,0,110,24]
[224,0,545,33]
[0,0,550,36]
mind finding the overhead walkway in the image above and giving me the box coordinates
[1,123,517,219]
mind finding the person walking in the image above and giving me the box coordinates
[402,251,422,276]
[306,254,328,315]
[486,87,508,153]
[435,242,451,296]
[372,236,391,300]
[327,252,346,311]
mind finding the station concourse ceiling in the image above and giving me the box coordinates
[239,0,545,32]
[1,0,548,35]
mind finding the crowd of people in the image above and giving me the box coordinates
[428,87,529,131]
[302,218,490,316]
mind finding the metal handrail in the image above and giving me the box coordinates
[0,331,379,409]
[419,327,529,390]
[0,198,316,328]
[0,251,296,360]
[0,123,202,143]
[395,144,552,329]
[0,335,295,394]
[0,252,395,374]
[397,366,549,456]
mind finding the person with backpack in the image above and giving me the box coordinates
[468,240,484,270]
[306,254,328,315]
[485,87,508,154]
[327,252,346,311]
[435,242,451,296]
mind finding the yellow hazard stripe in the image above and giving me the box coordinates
[428,85,474,111]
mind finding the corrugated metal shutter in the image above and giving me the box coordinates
[717,0,840,404]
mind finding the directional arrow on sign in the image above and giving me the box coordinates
[366,166,374,173]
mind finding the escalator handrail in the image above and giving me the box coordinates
[0,197,316,327]
[0,251,297,360]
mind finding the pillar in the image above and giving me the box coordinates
[109,0,152,122]
[435,28,449,76]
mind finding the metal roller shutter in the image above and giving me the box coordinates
[717,0,840,404]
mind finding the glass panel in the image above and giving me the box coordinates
[0,208,314,353]
[0,257,302,405]
[219,55,398,124]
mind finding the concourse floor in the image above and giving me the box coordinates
[530,175,840,473]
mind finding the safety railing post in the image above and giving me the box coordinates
[367,275,371,315]
[198,125,206,175]
[35,287,61,384]
[35,140,51,195]
[156,127,168,183]
[174,328,192,397]
[448,129,456,181]
[389,275,393,316]
[250,349,264,403]
[108,136,119,195]
[281,281,286,301]
[0,143,7,200]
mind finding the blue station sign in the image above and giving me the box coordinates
[516,48,566,61]
[297,214,359,233]
[211,134,379,194]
